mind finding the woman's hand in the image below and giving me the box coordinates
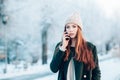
[60,32,70,50]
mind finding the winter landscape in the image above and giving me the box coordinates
[0,0,120,80]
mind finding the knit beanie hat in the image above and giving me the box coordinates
[65,12,83,30]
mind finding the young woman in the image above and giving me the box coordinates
[50,13,101,80]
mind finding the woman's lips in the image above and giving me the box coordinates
[69,33,74,36]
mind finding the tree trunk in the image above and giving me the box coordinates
[42,29,47,64]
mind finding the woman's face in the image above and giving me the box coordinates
[65,23,78,39]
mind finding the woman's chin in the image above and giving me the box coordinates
[70,36,76,39]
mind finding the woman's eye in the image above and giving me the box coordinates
[73,25,76,28]
[66,26,70,29]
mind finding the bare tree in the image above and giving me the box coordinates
[41,19,51,64]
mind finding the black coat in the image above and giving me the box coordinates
[50,42,101,80]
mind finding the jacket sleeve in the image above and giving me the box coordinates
[92,46,101,80]
[50,42,65,73]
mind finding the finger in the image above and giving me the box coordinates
[64,32,69,36]
[64,31,68,34]
[65,36,70,40]
[64,32,69,35]
[63,33,68,38]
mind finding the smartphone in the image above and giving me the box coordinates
[65,32,70,40]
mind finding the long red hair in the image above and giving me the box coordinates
[64,26,95,70]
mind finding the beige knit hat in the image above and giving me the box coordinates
[65,12,83,30]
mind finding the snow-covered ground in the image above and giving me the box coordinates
[34,58,120,80]
[1,57,119,80]
[0,60,51,79]
[0,53,120,80]
[35,73,58,80]
[0,49,55,79]
[101,58,120,80]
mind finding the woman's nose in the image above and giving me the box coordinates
[69,27,73,32]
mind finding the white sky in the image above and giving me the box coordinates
[96,0,120,18]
